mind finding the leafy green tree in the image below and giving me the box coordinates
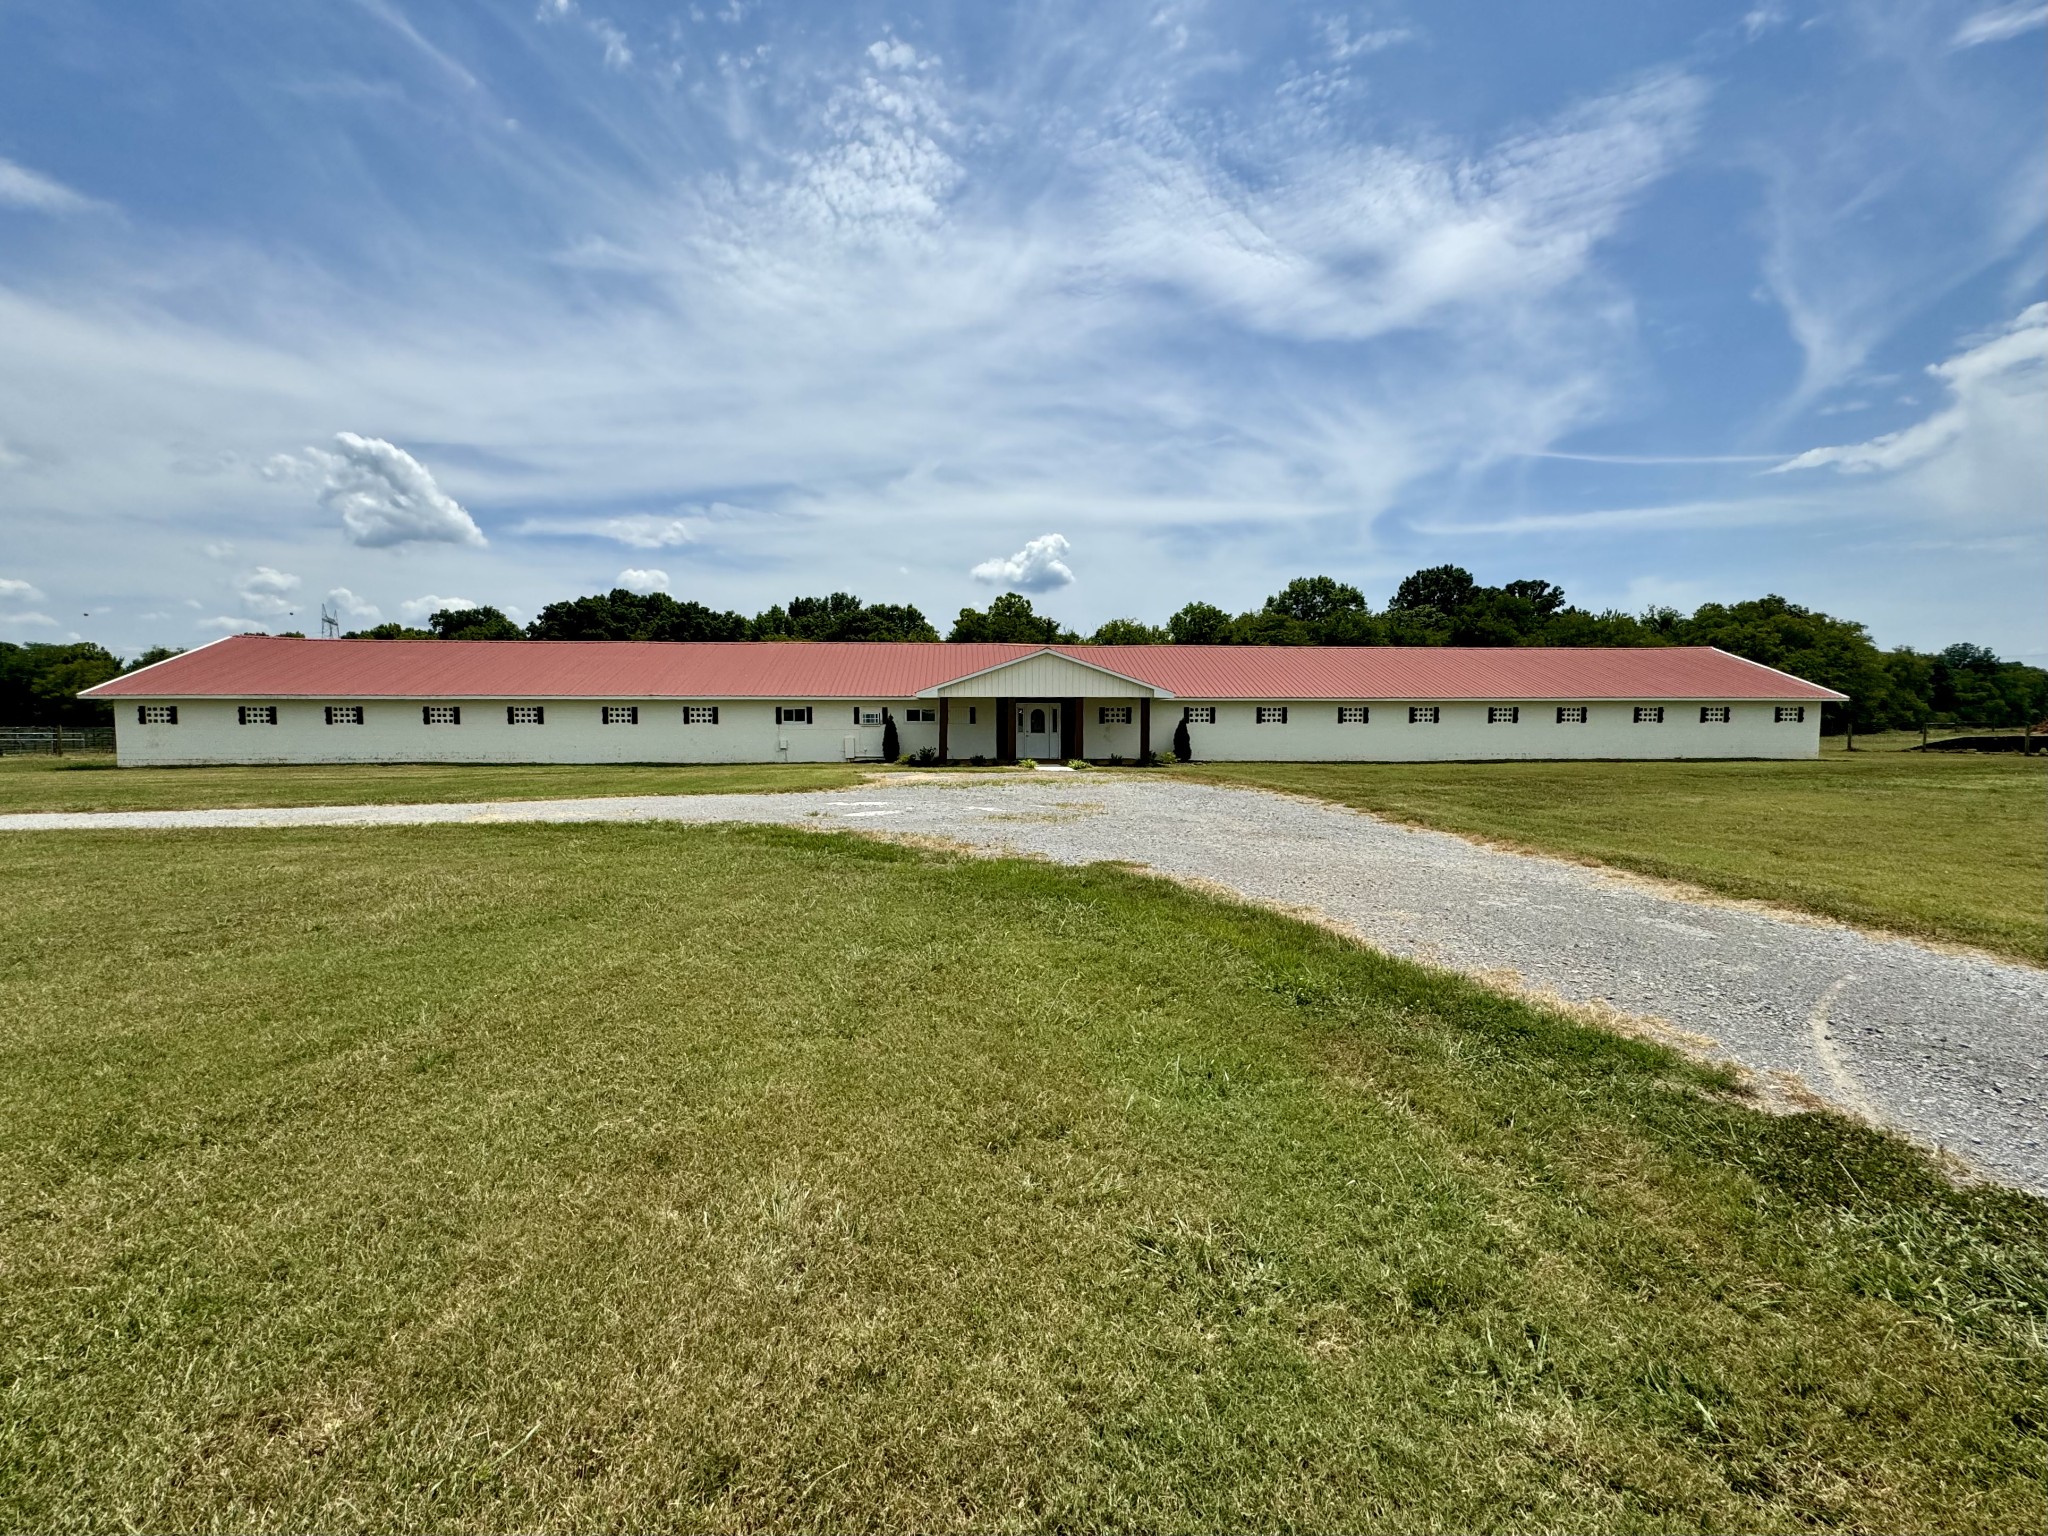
[1674,595,1892,732]
[1166,601,1232,645]
[0,642,123,725]
[526,589,748,642]
[948,592,1072,643]
[345,623,434,639]
[1088,617,1167,645]
[1259,576,1381,644]
[1171,714,1192,762]
[1389,564,1479,615]
[125,646,185,671]
[1226,610,1311,646]
[429,605,522,641]
[755,593,939,642]
[882,710,900,760]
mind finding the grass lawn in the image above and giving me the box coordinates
[1186,746,2048,963]
[2,825,2041,1531]
[0,756,868,813]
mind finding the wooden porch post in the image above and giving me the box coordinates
[938,697,950,763]
[996,696,1015,763]
[1139,698,1151,762]
[1066,697,1083,762]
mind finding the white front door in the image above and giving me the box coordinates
[1017,702,1058,760]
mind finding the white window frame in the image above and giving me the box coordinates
[684,705,721,725]
[1775,705,1805,723]
[1255,705,1289,725]
[423,705,461,726]
[1487,706,1519,725]
[1556,706,1587,725]
[324,705,365,726]
[506,705,545,725]
[1700,706,1731,724]
[1183,706,1216,724]
[138,705,178,725]
[602,705,639,726]
[1337,705,1369,724]
[1634,706,1665,724]
[1098,705,1133,725]
[1409,706,1440,724]
[237,705,279,726]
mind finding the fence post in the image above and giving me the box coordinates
[54,723,63,757]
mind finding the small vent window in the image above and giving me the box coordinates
[602,706,639,725]
[324,706,365,726]
[423,706,461,726]
[1183,706,1216,724]
[1775,705,1805,723]
[1409,706,1440,724]
[1556,706,1587,724]
[1634,706,1665,724]
[138,705,178,725]
[1255,705,1289,724]
[1337,706,1369,724]
[237,705,278,726]
[859,709,883,726]
[685,706,720,725]
[1700,706,1731,724]
[1099,706,1133,725]
[507,706,545,725]
[776,705,812,725]
[1487,706,1519,725]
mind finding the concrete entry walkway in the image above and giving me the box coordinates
[6,775,2044,1196]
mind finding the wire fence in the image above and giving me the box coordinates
[0,726,117,756]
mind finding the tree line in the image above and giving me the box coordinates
[4,564,2042,733]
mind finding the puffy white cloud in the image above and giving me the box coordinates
[282,433,486,549]
[616,567,670,593]
[1773,304,2046,474]
[399,594,479,619]
[326,586,381,621]
[0,577,45,602]
[233,566,302,616]
[197,616,267,633]
[971,533,1075,592]
[0,156,93,214]
[0,611,58,630]
[1952,3,2047,47]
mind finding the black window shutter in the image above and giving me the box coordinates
[507,706,515,724]
[424,707,432,725]
[775,707,783,724]
[710,706,719,724]
[536,706,544,725]
[853,706,860,723]
[1280,706,1288,724]
[138,706,147,724]
[451,707,460,724]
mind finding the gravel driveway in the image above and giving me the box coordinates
[8,775,2044,1195]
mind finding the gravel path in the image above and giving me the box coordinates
[8,775,2044,1195]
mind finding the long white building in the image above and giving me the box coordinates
[83,635,1845,766]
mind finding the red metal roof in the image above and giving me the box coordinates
[85,634,1846,701]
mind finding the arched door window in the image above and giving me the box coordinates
[1029,707,1046,733]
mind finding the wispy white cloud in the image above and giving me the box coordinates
[971,533,1075,591]
[234,565,302,615]
[0,577,46,602]
[1951,3,2048,47]
[399,594,479,618]
[615,567,669,592]
[270,433,486,548]
[197,615,267,633]
[0,156,96,214]
[1773,304,2046,474]
[326,586,381,621]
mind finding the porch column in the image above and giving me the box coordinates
[1065,697,1084,762]
[996,696,1015,763]
[1139,697,1151,762]
[938,697,950,763]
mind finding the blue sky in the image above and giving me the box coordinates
[0,0,2042,657]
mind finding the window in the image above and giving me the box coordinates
[968,707,977,725]
[138,705,177,725]
[1556,706,1587,724]
[1099,705,1133,725]
[602,706,639,726]
[1255,706,1289,724]
[1775,705,1805,724]
[684,706,720,725]
[855,708,882,726]
[325,706,365,726]
[905,708,937,723]
[1337,706,1370,724]
[1409,706,1439,724]
[1183,706,1216,724]
[1634,706,1665,724]
[237,705,278,726]
[1700,706,1731,724]
[507,706,545,725]
[423,706,461,725]
[1487,706,1519,725]
[775,705,812,725]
